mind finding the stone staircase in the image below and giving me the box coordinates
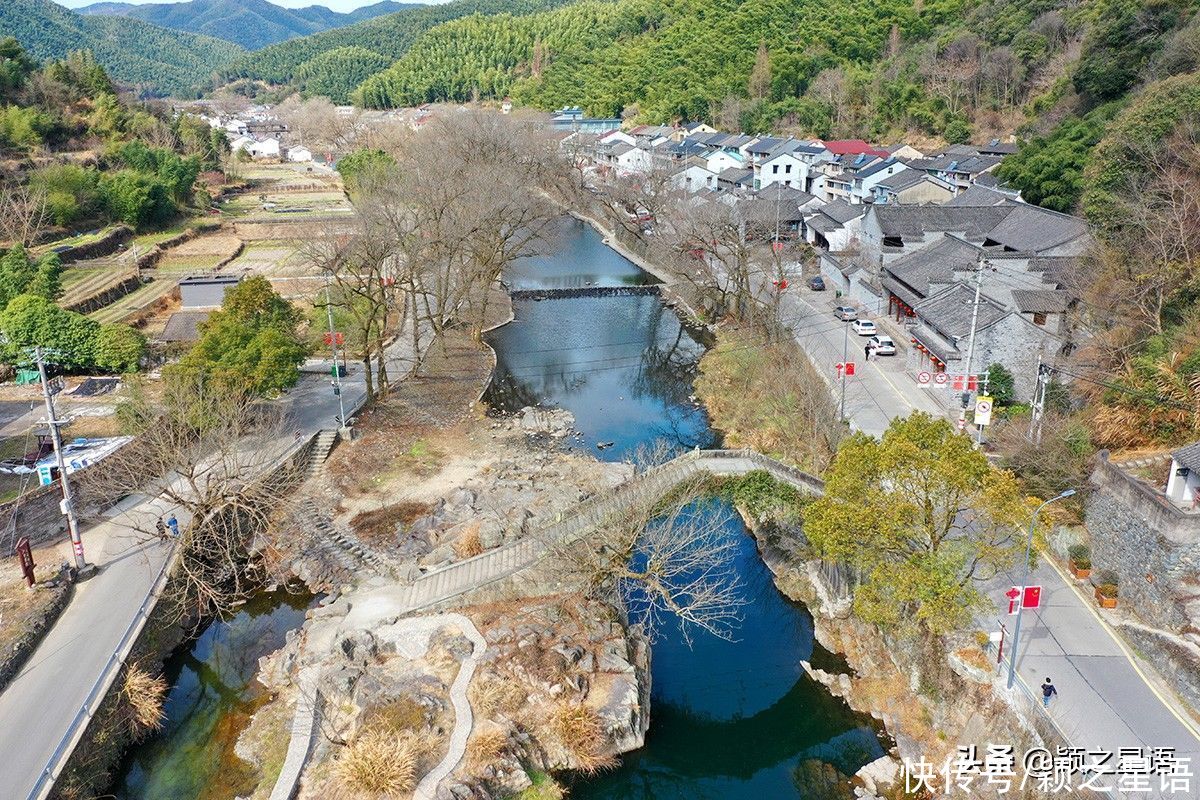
[305,430,339,479]
[303,499,396,582]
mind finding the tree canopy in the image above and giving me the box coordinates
[803,413,1029,636]
[170,275,308,397]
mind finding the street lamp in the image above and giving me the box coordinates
[1007,488,1076,690]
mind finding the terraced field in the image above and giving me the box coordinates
[89,278,177,325]
[59,255,137,309]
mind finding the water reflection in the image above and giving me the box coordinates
[115,588,313,800]
[485,293,714,461]
[506,216,656,291]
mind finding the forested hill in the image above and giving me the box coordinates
[1,0,243,95]
[75,0,423,51]
[223,0,576,87]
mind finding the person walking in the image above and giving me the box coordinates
[155,517,168,543]
[864,342,873,362]
[166,514,179,538]
[1041,677,1058,708]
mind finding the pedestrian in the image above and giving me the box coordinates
[1041,677,1058,708]
[166,514,179,538]
[864,342,873,362]
[155,517,168,543]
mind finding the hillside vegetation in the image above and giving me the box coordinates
[77,0,422,51]
[223,0,575,88]
[0,0,243,96]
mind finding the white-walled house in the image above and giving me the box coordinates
[1167,443,1200,509]
[247,138,281,159]
[757,151,807,191]
[705,149,746,174]
[224,119,249,136]
[614,144,654,173]
[286,146,313,163]
[671,158,718,193]
[599,130,636,147]
[229,135,255,153]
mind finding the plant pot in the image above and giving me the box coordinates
[1095,588,1118,609]
[1071,562,1092,580]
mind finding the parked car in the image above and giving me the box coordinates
[869,334,896,355]
[807,276,826,291]
[834,305,858,321]
[851,319,877,336]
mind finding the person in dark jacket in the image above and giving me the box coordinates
[1042,677,1058,708]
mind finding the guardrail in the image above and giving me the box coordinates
[25,432,319,800]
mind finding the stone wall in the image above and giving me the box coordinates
[56,225,133,263]
[1084,451,1200,633]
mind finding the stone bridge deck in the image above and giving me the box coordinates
[398,448,823,613]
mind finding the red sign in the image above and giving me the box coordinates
[1022,586,1042,609]
[951,374,979,392]
[844,361,856,376]
[323,332,345,346]
[1005,586,1021,615]
[772,241,784,253]
[836,362,856,377]
[916,370,931,386]
[933,372,949,386]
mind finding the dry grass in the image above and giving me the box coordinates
[454,522,484,559]
[466,725,509,770]
[331,731,421,798]
[358,696,427,735]
[547,702,615,774]
[122,664,168,736]
[469,675,527,719]
[954,646,992,673]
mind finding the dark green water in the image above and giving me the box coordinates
[490,218,887,799]
[112,588,313,800]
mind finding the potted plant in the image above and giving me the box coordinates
[1094,570,1119,609]
[1068,544,1092,579]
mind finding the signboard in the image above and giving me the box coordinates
[952,374,979,392]
[36,464,54,486]
[1022,585,1042,610]
[933,372,949,387]
[16,536,34,588]
[322,332,345,346]
[916,370,932,387]
[844,361,855,377]
[1005,586,1021,615]
[837,362,856,377]
[974,395,994,426]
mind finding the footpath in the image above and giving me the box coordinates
[0,323,424,800]
[783,284,1200,792]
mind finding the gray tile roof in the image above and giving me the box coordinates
[945,185,1012,206]
[746,137,787,154]
[869,205,1011,237]
[984,203,1090,252]
[757,183,815,207]
[884,236,981,299]
[717,167,754,187]
[158,310,212,343]
[913,283,1009,340]
[875,169,944,193]
[855,158,901,180]
[818,199,866,224]
[1173,442,1200,472]
[1011,289,1071,313]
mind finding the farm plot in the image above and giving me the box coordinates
[152,235,244,274]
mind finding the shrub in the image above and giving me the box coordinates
[331,731,420,797]
[1097,569,1119,587]
[548,702,614,774]
[94,323,147,373]
[1068,544,1091,567]
[1097,583,1119,599]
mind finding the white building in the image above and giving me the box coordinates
[247,138,281,159]
[671,158,718,193]
[286,146,313,163]
[757,151,808,191]
[1166,444,1200,509]
[229,135,255,153]
[705,149,746,175]
[224,119,249,136]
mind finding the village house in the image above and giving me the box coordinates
[286,146,313,163]
[671,157,718,192]
[871,170,956,205]
[246,138,281,159]
[803,199,866,250]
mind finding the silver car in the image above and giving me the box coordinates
[834,305,858,321]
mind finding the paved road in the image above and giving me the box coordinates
[782,284,1200,789]
[0,322,425,800]
[773,285,946,437]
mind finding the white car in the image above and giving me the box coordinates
[851,319,877,336]
[869,334,896,355]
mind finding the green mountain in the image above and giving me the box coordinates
[224,0,575,86]
[1,0,243,95]
[76,0,423,51]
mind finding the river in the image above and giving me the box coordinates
[112,588,313,800]
[488,216,887,798]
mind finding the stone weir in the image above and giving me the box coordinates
[507,285,661,301]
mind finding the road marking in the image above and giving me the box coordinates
[1040,546,1200,743]
[868,361,918,411]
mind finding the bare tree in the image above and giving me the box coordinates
[545,475,745,645]
[0,182,49,246]
[78,379,299,623]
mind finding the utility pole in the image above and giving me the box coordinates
[1028,354,1043,443]
[1008,488,1076,690]
[840,318,849,422]
[35,348,92,576]
[958,259,986,432]
[324,274,348,431]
